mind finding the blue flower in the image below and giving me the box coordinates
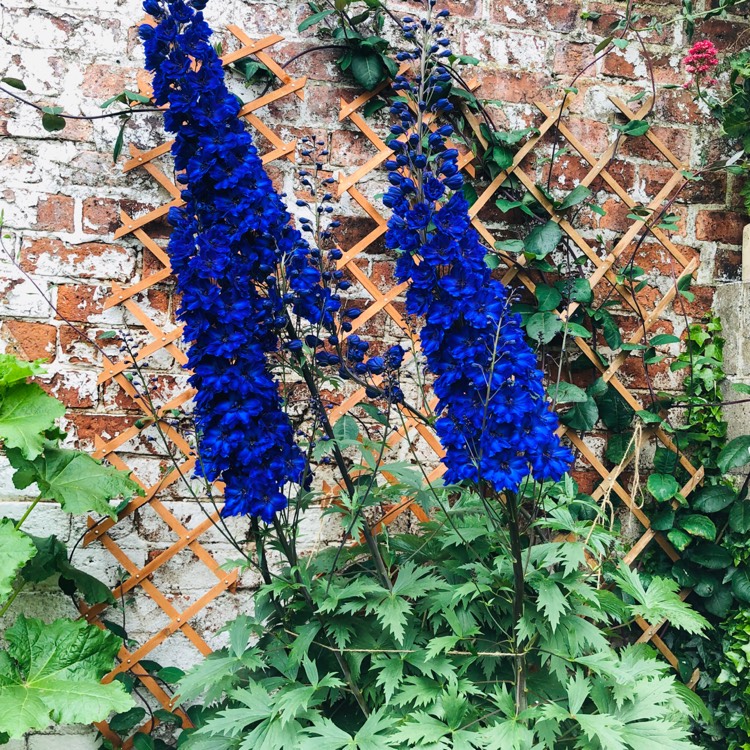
[142,0,312,522]
[382,4,573,493]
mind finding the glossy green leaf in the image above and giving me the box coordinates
[524,221,562,259]
[718,435,750,473]
[547,382,588,404]
[732,566,750,604]
[692,485,736,513]
[526,312,562,345]
[534,284,562,312]
[667,528,692,552]
[557,184,592,211]
[648,474,679,503]
[559,396,599,432]
[298,8,335,31]
[679,514,716,541]
[650,507,675,532]
[687,542,733,569]
[350,50,386,90]
[730,498,750,533]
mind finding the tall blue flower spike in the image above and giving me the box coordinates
[140,0,339,521]
[383,2,573,493]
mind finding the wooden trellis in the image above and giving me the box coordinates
[330,86,704,674]
[87,32,708,743]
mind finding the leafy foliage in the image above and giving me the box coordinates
[0,616,133,738]
[176,487,704,750]
[0,355,140,743]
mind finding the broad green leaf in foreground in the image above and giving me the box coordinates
[0,383,65,459]
[0,518,37,605]
[0,355,46,387]
[0,616,134,738]
[8,447,142,518]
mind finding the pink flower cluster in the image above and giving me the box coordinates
[683,40,719,87]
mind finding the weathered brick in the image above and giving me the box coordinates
[35,194,75,232]
[696,210,746,244]
[3,320,56,361]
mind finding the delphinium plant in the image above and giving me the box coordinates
[135,1,712,748]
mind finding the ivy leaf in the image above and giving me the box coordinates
[0,616,133,738]
[729,498,750,534]
[647,474,679,502]
[535,284,562,312]
[524,221,562,259]
[560,396,599,432]
[350,50,386,90]
[0,383,65,459]
[717,435,750,473]
[526,312,562,345]
[692,485,735,513]
[686,542,733,569]
[0,519,37,605]
[679,514,716,541]
[557,184,592,211]
[8,447,141,518]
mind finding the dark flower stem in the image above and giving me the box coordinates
[505,490,528,714]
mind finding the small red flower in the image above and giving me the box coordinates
[683,39,719,77]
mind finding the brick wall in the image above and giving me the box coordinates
[0,0,747,746]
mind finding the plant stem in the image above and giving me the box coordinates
[0,581,26,619]
[505,490,527,714]
[15,495,41,531]
[271,517,371,718]
[292,345,393,592]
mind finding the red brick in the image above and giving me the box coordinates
[66,413,136,450]
[602,51,638,80]
[695,210,746,244]
[82,64,129,98]
[56,284,105,323]
[478,70,550,105]
[3,320,56,362]
[618,126,690,164]
[490,0,578,30]
[35,194,75,232]
[698,18,750,51]
[46,372,96,409]
[82,197,119,235]
[552,42,596,76]
[714,248,743,282]
[20,238,134,279]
